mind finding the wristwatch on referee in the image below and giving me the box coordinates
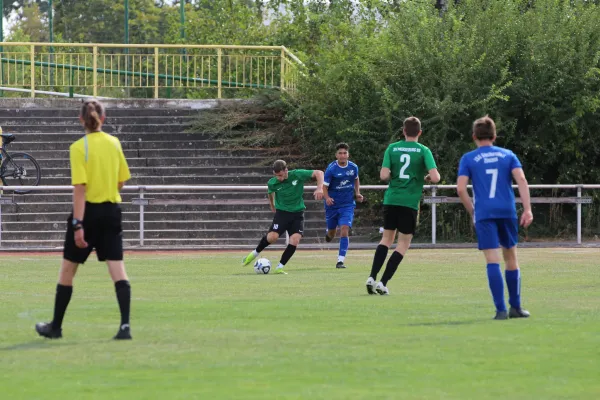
[72,218,84,231]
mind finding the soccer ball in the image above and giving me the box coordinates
[253,258,271,274]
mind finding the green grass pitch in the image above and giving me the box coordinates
[1,248,599,399]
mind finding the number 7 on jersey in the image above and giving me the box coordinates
[485,169,498,198]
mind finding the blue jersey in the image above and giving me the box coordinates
[458,146,522,222]
[323,161,359,210]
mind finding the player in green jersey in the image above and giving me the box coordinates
[366,117,441,295]
[242,159,324,274]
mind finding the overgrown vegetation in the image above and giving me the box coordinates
[7,0,600,240]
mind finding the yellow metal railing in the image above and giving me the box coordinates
[0,43,304,99]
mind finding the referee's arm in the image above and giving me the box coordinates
[72,184,86,221]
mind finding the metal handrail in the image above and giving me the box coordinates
[0,184,597,247]
[0,42,304,99]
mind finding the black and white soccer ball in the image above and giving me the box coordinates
[253,258,271,274]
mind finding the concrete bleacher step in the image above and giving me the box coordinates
[0,209,343,222]
[0,108,200,118]
[21,148,273,159]
[0,227,368,241]
[5,123,192,134]
[9,132,215,142]
[1,116,195,126]
[0,100,361,248]
[33,156,266,168]
[29,166,271,178]
[0,199,334,214]
[10,139,234,151]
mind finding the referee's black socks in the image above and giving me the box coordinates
[115,280,131,327]
[52,284,73,330]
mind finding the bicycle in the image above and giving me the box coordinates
[0,133,42,194]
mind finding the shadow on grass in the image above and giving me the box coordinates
[1,340,75,351]
[402,319,485,327]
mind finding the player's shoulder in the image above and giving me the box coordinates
[493,146,517,157]
[415,142,432,152]
[69,137,85,152]
[325,161,338,171]
[461,147,480,158]
[267,176,278,186]
[348,160,359,168]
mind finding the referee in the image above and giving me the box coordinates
[36,99,133,340]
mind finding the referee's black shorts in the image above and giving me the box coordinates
[269,210,305,236]
[63,202,124,264]
[383,205,418,235]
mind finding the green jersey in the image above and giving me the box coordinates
[267,169,314,212]
[382,140,437,210]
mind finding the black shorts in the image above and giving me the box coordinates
[63,202,124,264]
[383,205,418,235]
[269,210,305,236]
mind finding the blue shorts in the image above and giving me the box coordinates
[325,207,355,230]
[475,218,519,250]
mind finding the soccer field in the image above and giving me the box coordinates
[1,249,599,400]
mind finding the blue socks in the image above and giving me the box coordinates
[339,237,349,258]
[505,269,521,308]
[487,263,506,312]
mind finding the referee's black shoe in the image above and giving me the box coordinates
[509,307,530,318]
[114,324,132,340]
[35,322,62,339]
[335,261,346,269]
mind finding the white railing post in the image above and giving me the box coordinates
[577,185,582,245]
[431,186,437,245]
[139,187,145,247]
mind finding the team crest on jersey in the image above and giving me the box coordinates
[292,180,298,186]
[346,170,355,176]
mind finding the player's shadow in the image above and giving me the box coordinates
[1,340,73,351]
[402,319,483,327]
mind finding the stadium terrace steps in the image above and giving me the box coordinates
[0,100,372,249]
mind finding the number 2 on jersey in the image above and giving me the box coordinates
[399,154,410,179]
[486,169,498,198]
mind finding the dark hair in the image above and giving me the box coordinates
[336,142,349,151]
[473,115,496,140]
[80,99,105,132]
[272,159,287,173]
[403,117,421,137]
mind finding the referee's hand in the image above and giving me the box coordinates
[75,229,88,248]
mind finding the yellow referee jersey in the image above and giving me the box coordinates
[69,132,131,203]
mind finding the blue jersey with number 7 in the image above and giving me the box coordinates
[458,145,522,222]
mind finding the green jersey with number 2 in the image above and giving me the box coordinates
[382,140,437,210]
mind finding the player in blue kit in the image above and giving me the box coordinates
[323,143,364,269]
[457,116,534,320]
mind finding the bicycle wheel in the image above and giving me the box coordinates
[0,152,42,194]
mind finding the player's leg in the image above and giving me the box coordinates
[97,204,133,339]
[274,212,304,274]
[377,206,417,295]
[366,206,397,294]
[476,219,507,319]
[335,207,354,269]
[499,219,530,318]
[107,261,133,339]
[36,218,91,339]
[36,214,93,338]
[325,208,338,243]
[35,259,80,339]
[242,211,283,265]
